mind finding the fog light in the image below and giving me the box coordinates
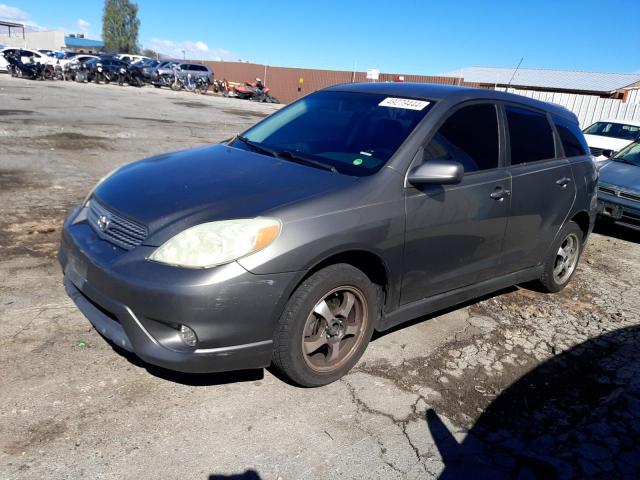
[179,325,197,347]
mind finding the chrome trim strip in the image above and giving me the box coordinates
[124,306,160,346]
[195,339,273,354]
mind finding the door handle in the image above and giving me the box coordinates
[490,188,511,201]
[556,177,572,188]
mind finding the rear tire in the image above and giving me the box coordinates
[534,221,583,293]
[272,264,379,387]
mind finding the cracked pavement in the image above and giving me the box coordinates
[1,76,640,479]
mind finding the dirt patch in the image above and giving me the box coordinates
[4,419,67,455]
[0,207,72,259]
[173,101,209,109]
[0,109,34,116]
[123,116,177,124]
[222,109,269,118]
[0,169,29,191]
[38,132,112,151]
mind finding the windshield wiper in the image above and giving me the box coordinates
[236,135,278,158]
[236,137,337,173]
[276,150,337,173]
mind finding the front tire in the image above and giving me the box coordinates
[272,264,379,387]
[534,221,583,293]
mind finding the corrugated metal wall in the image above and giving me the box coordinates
[497,87,640,127]
[626,88,640,105]
[196,60,477,103]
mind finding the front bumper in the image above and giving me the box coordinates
[597,190,640,231]
[59,208,299,373]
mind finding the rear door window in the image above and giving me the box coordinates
[424,103,500,173]
[506,106,556,165]
[552,115,589,157]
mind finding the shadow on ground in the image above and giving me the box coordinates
[208,471,261,479]
[111,343,264,386]
[594,220,640,244]
[429,325,640,479]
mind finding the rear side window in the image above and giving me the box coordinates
[506,106,555,165]
[188,65,208,72]
[553,115,588,157]
[424,104,500,173]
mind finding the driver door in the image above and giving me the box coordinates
[401,103,511,304]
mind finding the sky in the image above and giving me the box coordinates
[1,0,639,74]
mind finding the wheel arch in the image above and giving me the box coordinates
[570,210,591,243]
[287,249,393,319]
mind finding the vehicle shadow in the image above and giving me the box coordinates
[110,343,264,386]
[427,324,640,479]
[371,286,518,342]
[208,470,261,479]
[593,219,640,244]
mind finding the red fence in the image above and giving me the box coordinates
[193,60,480,103]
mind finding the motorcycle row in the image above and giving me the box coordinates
[3,51,280,102]
[5,52,148,87]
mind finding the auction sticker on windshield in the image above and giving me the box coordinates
[378,97,430,110]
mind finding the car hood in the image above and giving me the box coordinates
[598,160,640,191]
[93,144,358,246]
[583,134,632,152]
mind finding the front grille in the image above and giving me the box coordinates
[598,186,617,196]
[590,147,604,157]
[88,200,148,250]
[598,184,640,203]
[620,191,640,202]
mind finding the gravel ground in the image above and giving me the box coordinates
[1,76,639,480]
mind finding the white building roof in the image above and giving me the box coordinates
[441,66,640,93]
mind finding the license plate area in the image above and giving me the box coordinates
[66,249,88,287]
[599,202,623,219]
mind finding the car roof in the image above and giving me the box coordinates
[326,82,578,122]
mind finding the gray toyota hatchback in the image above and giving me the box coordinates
[60,83,597,386]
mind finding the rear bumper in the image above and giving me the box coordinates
[59,208,300,373]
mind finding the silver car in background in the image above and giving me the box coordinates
[597,141,640,230]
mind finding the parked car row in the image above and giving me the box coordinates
[582,119,640,160]
[1,48,282,103]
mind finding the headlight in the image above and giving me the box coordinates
[148,218,281,269]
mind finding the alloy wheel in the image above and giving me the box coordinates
[301,286,368,373]
[553,233,580,284]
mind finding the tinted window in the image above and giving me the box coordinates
[238,91,434,177]
[553,115,588,157]
[424,104,500,173]
[506,106,555,164]
[583,121,640,141]
[190,65,208,72]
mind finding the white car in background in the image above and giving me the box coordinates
[583,119,640,160]
[0,48,52,72]
[116,54,151,64]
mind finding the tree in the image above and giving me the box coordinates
[141,48,159,59]
[102,0,140,54]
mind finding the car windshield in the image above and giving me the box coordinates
[583,121,640,141]
[235,91,434,176]
[612,141,640,167]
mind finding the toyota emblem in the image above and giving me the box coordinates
[97,214,111,232]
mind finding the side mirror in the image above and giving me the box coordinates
[601,149,614,158]
[407,159,464,186]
